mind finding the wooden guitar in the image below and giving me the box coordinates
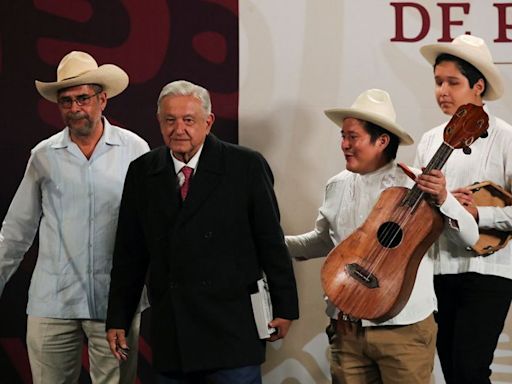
[321,103,489,322]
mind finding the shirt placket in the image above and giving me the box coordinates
[86,162,97,318]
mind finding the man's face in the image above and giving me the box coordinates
[434,60,484,116]
[157,95,214,163]
[341,118,388,175]
[57,84,106,138]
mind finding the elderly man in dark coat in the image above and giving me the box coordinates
[106,80,299,383]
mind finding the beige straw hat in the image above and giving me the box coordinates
[420,34,503,100]
[35,51,129,102]
[324,89,414,145]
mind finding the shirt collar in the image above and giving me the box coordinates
[356,161,396,184]
[171,144,204,174]
[50,116,120,148]
[102,118,122,146]
[359,161,396,180]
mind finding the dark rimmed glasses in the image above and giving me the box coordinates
[57,91,101,109]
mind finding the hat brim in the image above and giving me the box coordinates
[324,108,414,145]
[420,44,503,101]
[35,64,129,103]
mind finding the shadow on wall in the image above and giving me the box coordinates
[384,43,448,149]
[241,100,343,234]
[241,102,341,384]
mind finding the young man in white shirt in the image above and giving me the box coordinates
[287,88,479,383]
[416,34,512,384]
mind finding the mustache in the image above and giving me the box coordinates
[66,112,88,120]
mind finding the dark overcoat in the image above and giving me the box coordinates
[106,134,299,372]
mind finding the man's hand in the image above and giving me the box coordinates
[416,169,447,206]
[267,318,293,342]
[452,187,479,220]
[106,328,130,361]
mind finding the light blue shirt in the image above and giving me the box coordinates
[0,118,149,319]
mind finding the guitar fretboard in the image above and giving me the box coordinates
[402,142,454,209]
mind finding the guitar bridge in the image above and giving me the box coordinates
[345,263,379,288]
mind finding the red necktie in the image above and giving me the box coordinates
[180,166,193,200]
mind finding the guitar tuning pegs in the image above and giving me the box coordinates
[480,131,489,139]
[456,108,467,117]
[463,147,472,155]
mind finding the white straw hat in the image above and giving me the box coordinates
[35,51,129,102]
[420,34,503,100]
[324,89,413,145]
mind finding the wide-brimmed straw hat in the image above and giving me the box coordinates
[35,51,129,102]
[324,89,414,145]
[420,34,503,100]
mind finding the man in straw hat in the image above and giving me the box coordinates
[416,34,512,383]
[0,51,149,383]
[286,88,478,383]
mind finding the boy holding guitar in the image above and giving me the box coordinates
[416,35,512,384]
[286,88,479,383]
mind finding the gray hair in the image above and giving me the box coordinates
[156,80,212,115]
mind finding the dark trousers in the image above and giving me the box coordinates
[156,365,262,384]
[434,272,512,384]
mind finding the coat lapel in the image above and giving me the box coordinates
[177,134,224,224]
[147,147,181,223]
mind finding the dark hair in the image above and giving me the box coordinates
[57,83,104,96]
[89,84,104,94]
[362,121,400,162]
[434,53,486,96]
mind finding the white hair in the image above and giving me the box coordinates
[156,80,212,115]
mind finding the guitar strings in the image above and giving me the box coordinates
[360,142,454,278]
[364,143,453,275]
[368,144,452,267]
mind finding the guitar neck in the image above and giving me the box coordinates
[423,141,454,172]
[404,142,454,209]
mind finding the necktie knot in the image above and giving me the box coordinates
[180,166,193,200]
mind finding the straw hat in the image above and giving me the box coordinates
[420,34,503,100]
[324,89,413,145]
[35,51,129,102]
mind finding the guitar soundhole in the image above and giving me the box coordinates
[377,221,403,248]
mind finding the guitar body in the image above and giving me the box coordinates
[321,187,445,322]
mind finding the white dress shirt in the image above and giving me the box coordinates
[171,144,204,183]
[415,106,512,279]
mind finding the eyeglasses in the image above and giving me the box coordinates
[57,91,101,109]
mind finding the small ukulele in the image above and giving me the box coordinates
[321,103,489,322]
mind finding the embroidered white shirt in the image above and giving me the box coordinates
[286,161,478,326]
[415,106,512,279]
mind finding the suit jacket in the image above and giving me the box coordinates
[106,134,299,372]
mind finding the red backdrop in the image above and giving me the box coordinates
[0,1,238,382]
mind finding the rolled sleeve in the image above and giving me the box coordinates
[439,192,479,247]
[478,205,512,232]
[0,154,42,296]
